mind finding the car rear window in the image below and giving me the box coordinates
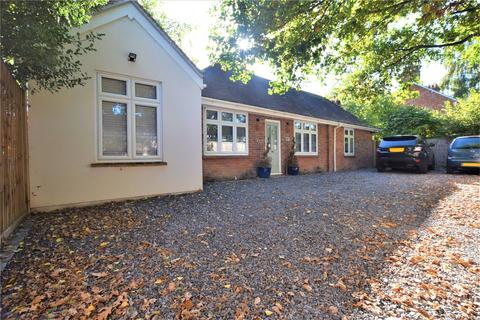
[452,137,480,149]
[379,136,417,148]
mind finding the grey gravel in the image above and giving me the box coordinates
[1,169,478,319]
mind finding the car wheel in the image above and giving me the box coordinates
[418,161,428,173]
[446,166,454,174]
[428,156,435,170]
[377,166,386,172]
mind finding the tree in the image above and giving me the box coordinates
[382,105,442,138]
[440,40,480,98]
[0,0,107,92]
[139,0,193,57]
[440,90,480,136]
[210,0,480,96]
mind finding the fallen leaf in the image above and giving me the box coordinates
[328,306,339,315]
[85,304,95,316]
[303,284,313,292]
[91,272,108,278]
[264,310,273,316]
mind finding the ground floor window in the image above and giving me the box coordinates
[294,120,317,155]
[204,107,248,155]
[344,128,355,156]
[97,73,162,161]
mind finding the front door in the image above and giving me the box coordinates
[265,120,281,174]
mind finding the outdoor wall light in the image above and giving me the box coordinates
[128,52,137,62]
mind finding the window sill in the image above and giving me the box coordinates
[91,161,167,167]
[203,153,249,157]
[344,154,355,158]
[295,153,318,157]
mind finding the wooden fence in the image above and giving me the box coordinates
[1,62,29,244]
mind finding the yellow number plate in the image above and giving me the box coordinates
[389,147,405,152]
[461,162,480,167]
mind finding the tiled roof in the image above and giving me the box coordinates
[202,65,369,127]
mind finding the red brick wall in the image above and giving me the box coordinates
[333,127,375,171]
[404,84,456,111]
[202,112,374,180]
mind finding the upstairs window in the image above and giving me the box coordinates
[294,121,317,155]
[204,107,248,155]
[97,74,162,161]
[344,128,355,156]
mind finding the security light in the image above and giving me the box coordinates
[128,52,137,62]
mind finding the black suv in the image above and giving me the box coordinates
[376,135,435,173]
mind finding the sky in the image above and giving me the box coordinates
[161,0,448,97]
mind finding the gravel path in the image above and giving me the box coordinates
[1,169,478,319]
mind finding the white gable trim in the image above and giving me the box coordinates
[413,83,457,102]
[77,1,204,88]
[202,97,379,132]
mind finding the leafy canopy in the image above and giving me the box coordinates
[0,0,107,92]
[210,0,480,96]
[440,90,480,136]
[440,39,480,98]
[139,0,193,56]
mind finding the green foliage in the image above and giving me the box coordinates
[139,0,193,57]
[210,0,480,97]
[440,40,480,98]
[383,105,442,138]
[342,89,480,139]
[439,91,480,136]
[0,0,107,92]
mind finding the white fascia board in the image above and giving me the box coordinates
[202,97,379,132]
[413,83,457,101]
[76,2,204,89]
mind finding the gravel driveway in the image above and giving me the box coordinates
[1,169,479,319]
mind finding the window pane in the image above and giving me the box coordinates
[349,137,354,154]
[206,124,218,152]
[294,121,301,130]
[235,113,246,123]
[345,137,349,153]
[135,106,158,156]
[102,101,127,156]
[206,110,218,120]
[102,77,127,95]
[222,112,233,122]
[312,134,317,152]
[236,127,247,152]
[135,83,157,99]
[304,123,310,130]
[222,126,233,151]
[303,133,310,152]
[311,124,316,131]
[295,132,302,152]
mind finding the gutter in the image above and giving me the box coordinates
[202,97,379,133]
[333,124,342,172]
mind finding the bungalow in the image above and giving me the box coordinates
[202,65,377,180]
[27,0,376,211]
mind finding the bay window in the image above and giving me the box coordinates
[294,121,317,155]
[97,73,162,161]
[204,107,248,155]
[344,128,355,156]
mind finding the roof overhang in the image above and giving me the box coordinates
[202,97,379,132]
[77,0,204,88]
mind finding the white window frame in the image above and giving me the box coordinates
[294,120,318,156]
[344,128,355,156]
[203,106,249,156]
[97,72,162,162]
